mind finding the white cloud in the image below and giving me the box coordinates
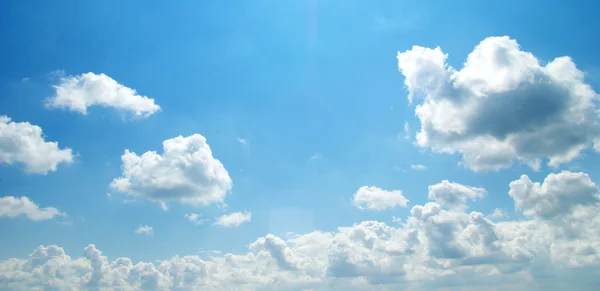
[490,208,507,219]
[353,186,409,210]
[404,121,410,139]
[46,72,160,118]
[110,134,232,209]
[509,171,599,220]
[427,180,486,211]
[0,116,74,174]
[309,152,321,160]
[237,137,248,145]
[3,171,600,290]
[410,164,426,170]
[215,211,252,228]
[134,225,153,236]
[185,213,208,225]
[0,196,65,221]
[397,36,600,171]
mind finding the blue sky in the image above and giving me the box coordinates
[1,0,600,290]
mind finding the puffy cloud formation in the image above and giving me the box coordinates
[353,186,409,210]
[0,116,74,174]
[110,134,232,209]
[215,211,252,228]
[0,196,65,221]
[509,171,600,220]
[2,171,600,290]
[135,225,154,236]
[427,180,486,211]
[46,72,160,118]
[397,36,600,171]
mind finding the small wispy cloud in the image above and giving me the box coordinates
[185,213,208,225]
[309,152,321,160]
[404,122,410,140]
[135,225,154,236]
[215,211,252,228]
[158,201,168,211]
[237,137,247,145]
[410,164,426,170]
[490,208,507,219]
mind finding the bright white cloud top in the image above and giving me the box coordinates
[134,225,153,236]
[427,180,487,211]
[215,211,252,228]
[0,116,74,174]
[397,36,600,171]
[509,171,600,219]
[110,134,232,209]
[2,171,599,290]
[46,72,161,118]
[353,186,409,210]
[0,196,65,221]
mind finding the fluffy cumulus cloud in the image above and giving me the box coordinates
[46,72,160,118]
[0,116,74,174]
[2,171,600,290]
[353,186,409,210]
[397,36,600,171]
[509,171,600,220]
[110,134,232,209]
[135,225,154,236]
[215,211,252,228]
[427,180,486,211]
[0,196,65,221]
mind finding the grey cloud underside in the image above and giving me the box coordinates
[2,171,600,290]
[398,36,600,171]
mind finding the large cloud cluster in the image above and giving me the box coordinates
[2,171,599,290]
[398,36,600,171]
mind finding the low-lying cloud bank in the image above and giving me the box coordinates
[2,171,599,290]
